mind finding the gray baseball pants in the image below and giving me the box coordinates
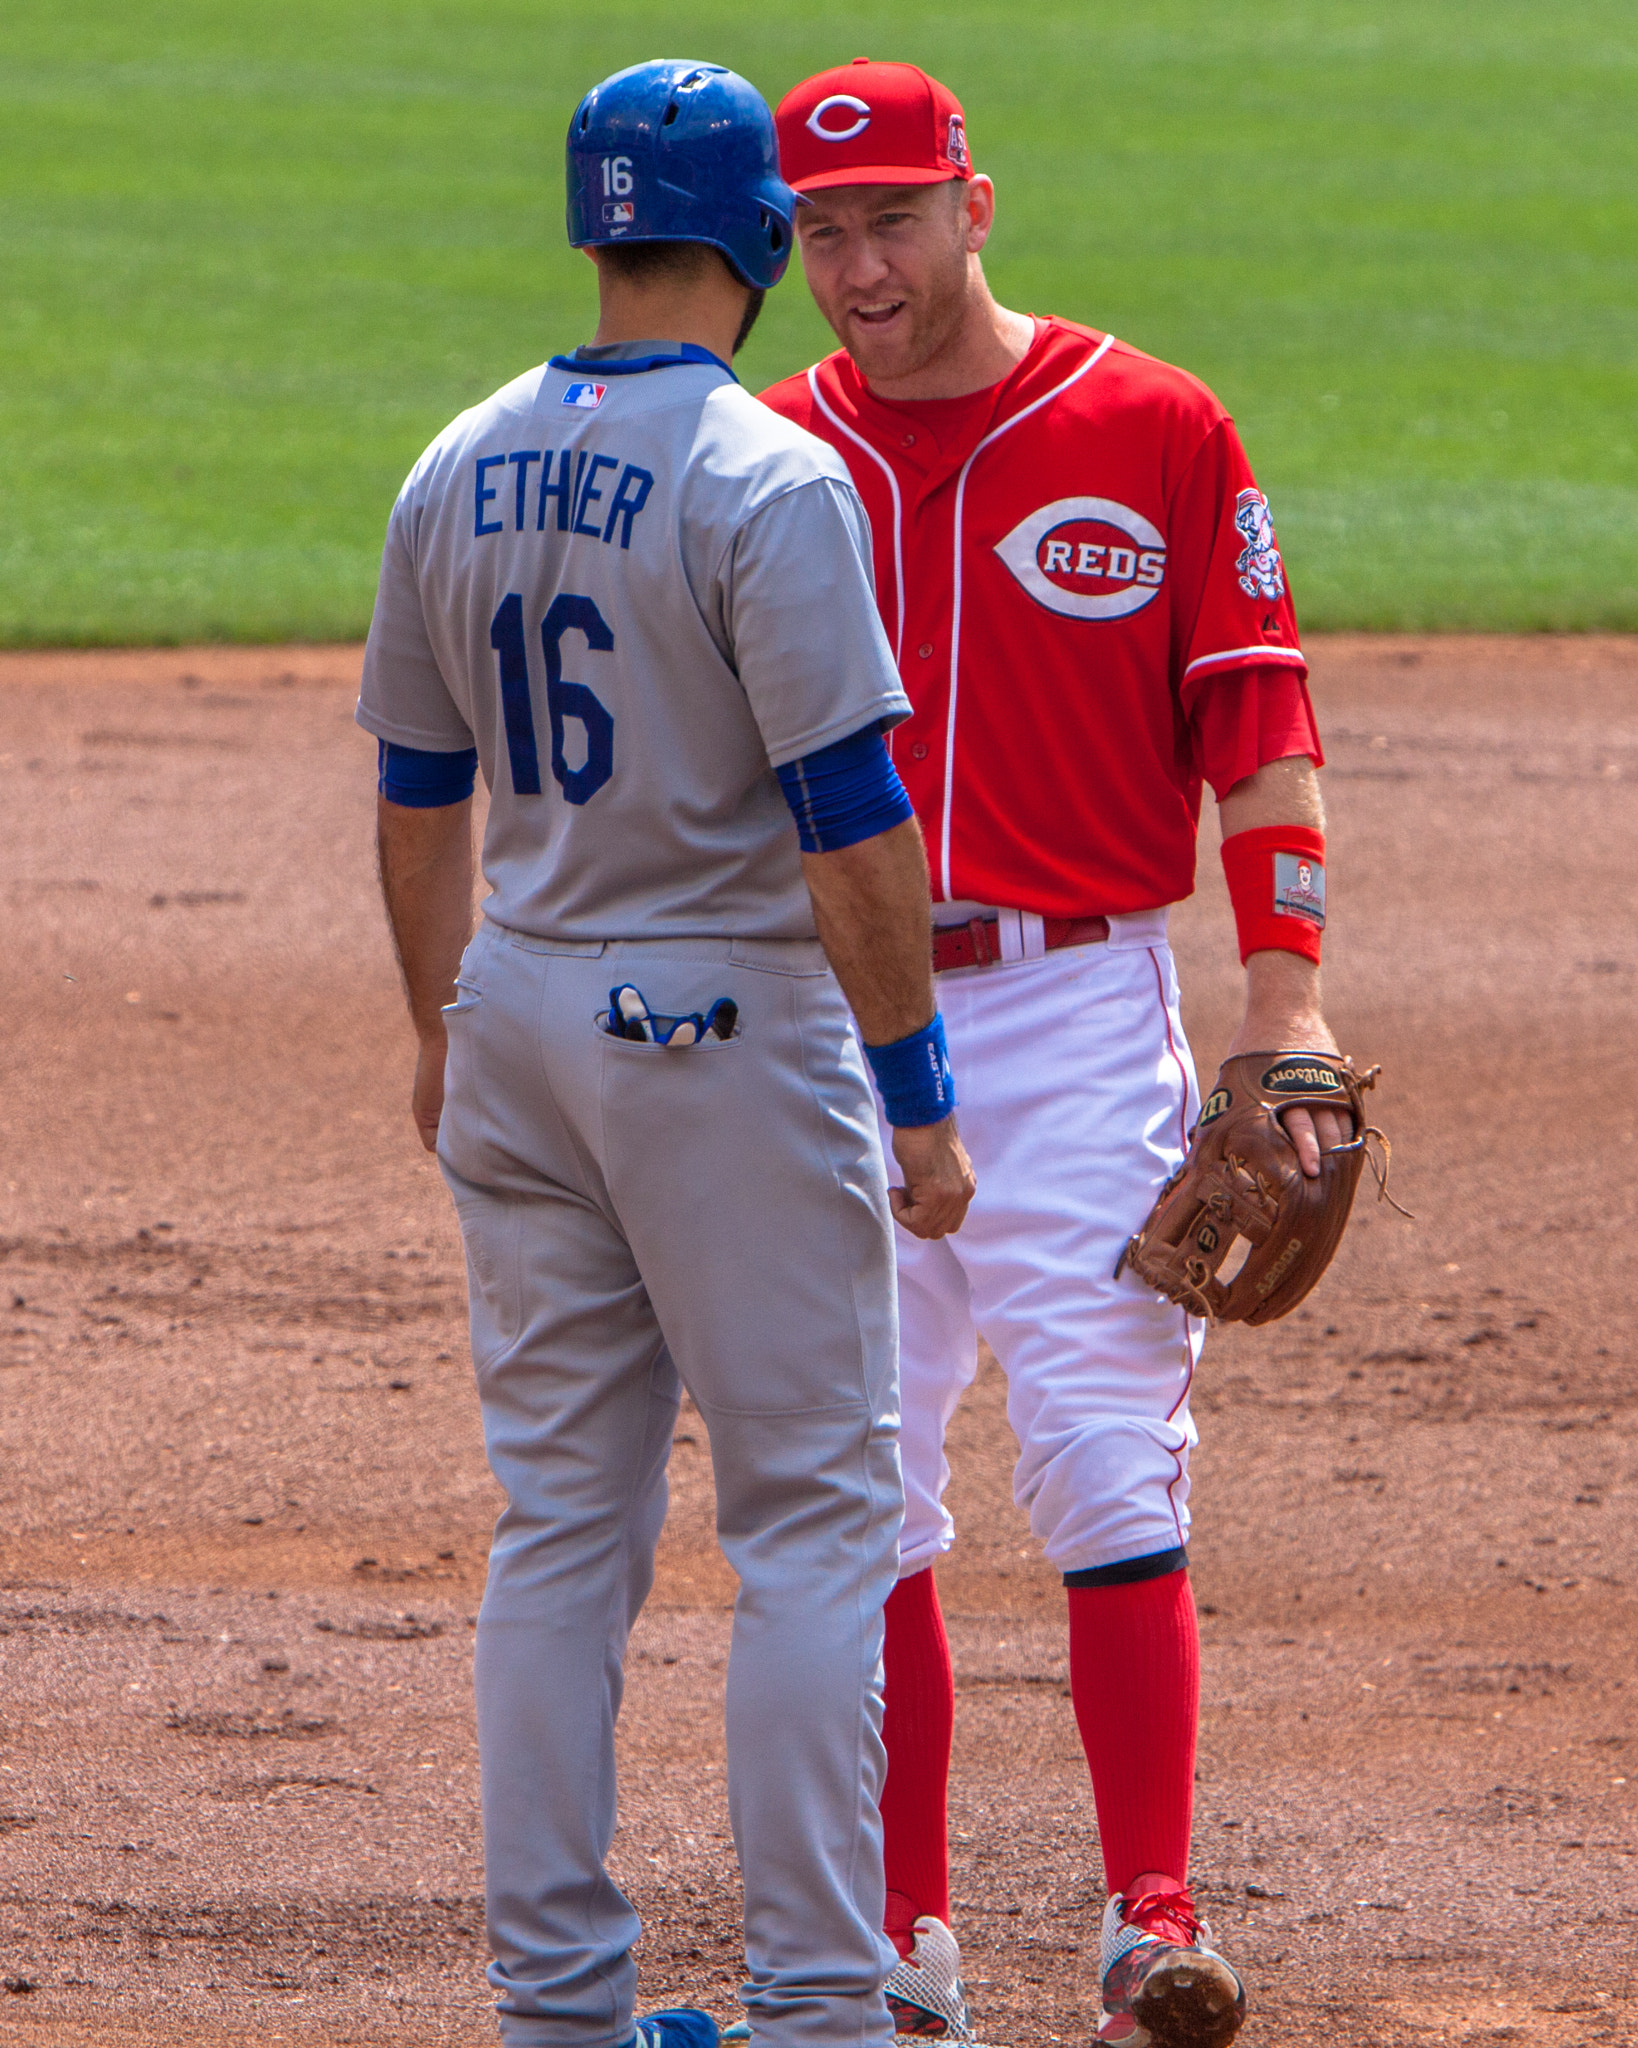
[437,918,903,2048]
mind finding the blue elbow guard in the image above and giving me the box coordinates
[776,726,914,853]
[863,1013,956,1129]
[378,739,478,807]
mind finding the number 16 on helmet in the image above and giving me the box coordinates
[566,60,804,291]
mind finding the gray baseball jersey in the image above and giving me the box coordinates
[364,340,911,2048]
[357,341,909,940]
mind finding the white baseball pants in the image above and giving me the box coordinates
[439,920,902,2048]
[888,912,1204,1580]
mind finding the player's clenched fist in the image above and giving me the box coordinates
[890,1117,976,1239]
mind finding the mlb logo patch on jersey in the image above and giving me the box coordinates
[562,382,607,410]
[602,201,635,225]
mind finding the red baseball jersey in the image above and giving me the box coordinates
[760,317,1320,915]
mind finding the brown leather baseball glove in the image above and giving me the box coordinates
[1116,1052,1394,1326]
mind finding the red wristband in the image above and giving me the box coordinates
[1220,825,1326,965]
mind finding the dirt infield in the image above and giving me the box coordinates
[2,636,1636,2046]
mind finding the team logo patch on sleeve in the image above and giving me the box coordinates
[1233,488,1286,601]
[994,496,1168,620]
[1274,852,1326,926]
[562,382,608,409]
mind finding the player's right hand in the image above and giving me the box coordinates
[412,1031,448,1153]
[889,1117,976,1239]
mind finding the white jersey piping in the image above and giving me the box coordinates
[807,365,905,669]
[940,332,1117,899]
[1183,642,1308,682]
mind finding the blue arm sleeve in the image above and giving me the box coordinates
[775,726,915,854]
[377,738,478,808]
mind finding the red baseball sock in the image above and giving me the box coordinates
[880,1566,954,1954]
[1066,1569,1199,1899]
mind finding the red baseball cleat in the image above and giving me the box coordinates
[1094,1885,1245,2048]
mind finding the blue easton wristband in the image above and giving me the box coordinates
[863,1013,957,1129]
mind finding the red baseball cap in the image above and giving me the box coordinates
[775,59,972,194]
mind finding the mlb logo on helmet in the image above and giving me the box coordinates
[602,201,635,225]
[561,382,607,409]
[775,59,974,193]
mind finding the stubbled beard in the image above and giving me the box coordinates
[732,289,766,357]
[839,263,969,384]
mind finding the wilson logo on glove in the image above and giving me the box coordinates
[1260,1056,1344,1094]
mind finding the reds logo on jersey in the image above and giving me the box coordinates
[993,496,1168,621]
[1233,488,1285,601]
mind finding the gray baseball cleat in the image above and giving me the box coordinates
[886,1915,976,2042]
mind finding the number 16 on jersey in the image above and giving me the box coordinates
[490,592,615,806]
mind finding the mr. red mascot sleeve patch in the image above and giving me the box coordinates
[1168,419,1307,712]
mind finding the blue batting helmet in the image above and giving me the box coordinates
[566,60,802,291]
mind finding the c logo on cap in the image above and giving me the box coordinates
[806,93,872,142]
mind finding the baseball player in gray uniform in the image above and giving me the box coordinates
[356,60,975,2048]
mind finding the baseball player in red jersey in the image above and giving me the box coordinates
[761,60,1351,2048]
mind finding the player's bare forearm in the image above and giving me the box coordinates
[376,795,475,1151]
[800,818,936,1045]
[801,820,976,1238]
[1217,753,1343,1172]
[1218,751,1325,839]
[1231,947,1337,1058]
[377,795,476,1032]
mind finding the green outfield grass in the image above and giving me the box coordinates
[1,0,1633,642]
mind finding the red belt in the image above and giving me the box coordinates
[932,914,1110,974]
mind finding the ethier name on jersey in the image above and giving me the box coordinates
[474,447,655,549]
